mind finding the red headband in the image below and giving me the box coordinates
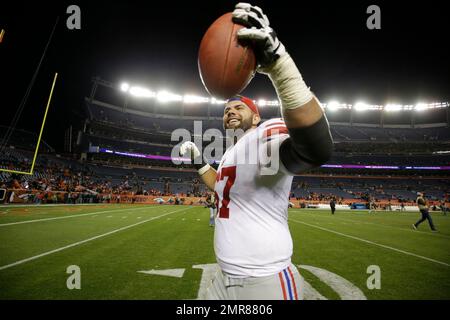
[227,95,260,115]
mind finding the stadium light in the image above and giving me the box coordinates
[117,82,448,110]
[415,103,427,111]
[129,86,156,98]
[402,105,414,111]
[326,101,340,111]
[183,95,210,104]
[266,100,280,106]
[156,90,183,103]
[120,83,130,92]
[354,102,369,111]
[258,99,267,107]
[210,97,227,104]
[385,104,402,112]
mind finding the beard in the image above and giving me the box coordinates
[224,116,254,132]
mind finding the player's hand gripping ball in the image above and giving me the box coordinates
[232,2,286,71]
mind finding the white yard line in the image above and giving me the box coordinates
[0,206,162,227]
[289,218,450,267]
[0,207,192,271]
[335,217,450,239]
[290,210,450,239]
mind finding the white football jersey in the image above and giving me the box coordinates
[214,118,294,277]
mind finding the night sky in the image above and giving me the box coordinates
[1,0,449,151]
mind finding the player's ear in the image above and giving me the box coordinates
[252,113,261,126]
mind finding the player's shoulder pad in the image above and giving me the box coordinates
[260,118,288,139]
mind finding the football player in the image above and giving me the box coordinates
[180,3,333,299]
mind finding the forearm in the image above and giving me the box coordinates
[199,167,217,191]
[266,54,333,173]
[282,97,324,128]
[265,53,324,127]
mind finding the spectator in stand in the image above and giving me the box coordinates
[164,179,171,195]
[192,178,200,196]
[386,200,392,212]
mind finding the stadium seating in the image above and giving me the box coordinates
[1,94,448,205]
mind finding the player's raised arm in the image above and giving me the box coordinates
[232,3,333,174]
[179,141,217,191]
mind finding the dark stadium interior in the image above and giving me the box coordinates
[0,0,449,207]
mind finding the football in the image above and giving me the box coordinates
[198,12,256,99]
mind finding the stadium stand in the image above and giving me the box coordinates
[1,78,448,208]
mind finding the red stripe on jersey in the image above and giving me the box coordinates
[264,126,289,138]
[287,267,299,300]
[265,121,286,130]
[278,272,287,300]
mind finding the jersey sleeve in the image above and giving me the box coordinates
[258,119,293,176]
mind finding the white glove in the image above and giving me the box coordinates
[179,141,210,175]
[232,2,286,70]
[179,141,200,160]
[233,3,314,109]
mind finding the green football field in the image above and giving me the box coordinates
[0,204,449,300]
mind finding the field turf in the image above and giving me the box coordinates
[0,204,449,300]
